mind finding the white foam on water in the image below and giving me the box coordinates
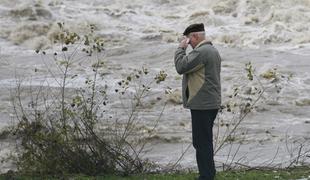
[0,0,309,54]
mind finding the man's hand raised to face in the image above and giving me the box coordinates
[179,37,189,49]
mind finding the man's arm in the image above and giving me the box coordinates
[174,47,204,75]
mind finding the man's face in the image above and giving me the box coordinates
[187,33,197,48]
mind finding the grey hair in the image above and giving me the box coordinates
[188,31,206,38]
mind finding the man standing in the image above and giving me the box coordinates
[174,23,221,180]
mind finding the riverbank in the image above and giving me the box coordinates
[1,166,310,180]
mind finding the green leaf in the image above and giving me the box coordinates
[84,35,90,45]
[62,47,68,51]
[57,22,62,29]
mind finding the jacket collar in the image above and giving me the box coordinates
[194,40,213,49]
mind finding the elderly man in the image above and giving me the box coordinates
[174,23,221,180]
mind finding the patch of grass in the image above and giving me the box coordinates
[217,166,310,180]
[1,166,310,180]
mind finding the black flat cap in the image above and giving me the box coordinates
[183,23,205,36]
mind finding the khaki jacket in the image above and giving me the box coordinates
[174,41,221,110]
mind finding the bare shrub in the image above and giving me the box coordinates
[10,23,167,176]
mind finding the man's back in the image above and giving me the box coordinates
[174,41,221,110]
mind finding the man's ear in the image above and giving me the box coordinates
[193,33,198,40]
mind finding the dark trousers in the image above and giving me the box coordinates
[191,109,218,180]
